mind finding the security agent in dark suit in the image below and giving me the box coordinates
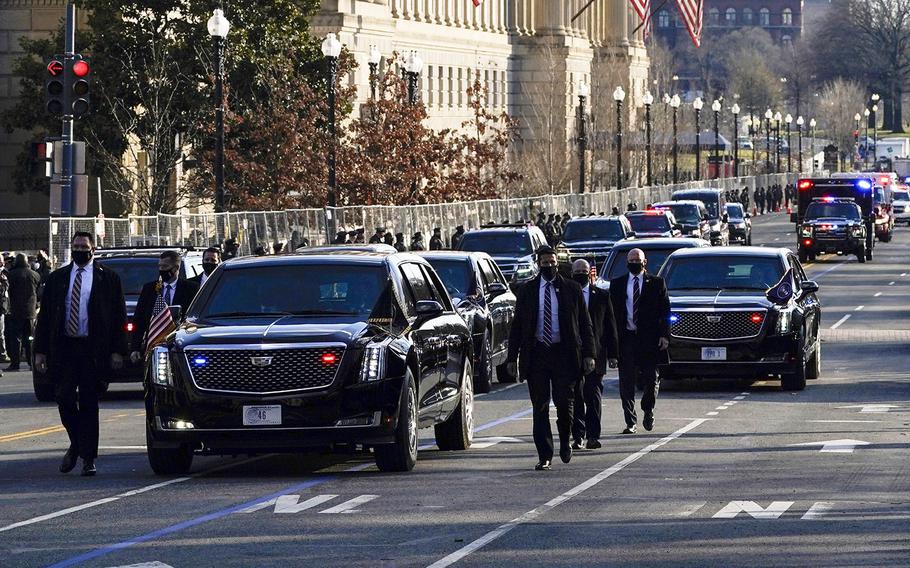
[188,247,221,288]
[570,259,618,450]
[33,232,128,476]
[130,250,200,362]
[507,246,596,470]
[609,248,670,434]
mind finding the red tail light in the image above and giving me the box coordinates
[798,180,813,190]
[803,239,812,246]
[321,353,338,365]
[126,322,134,332]
[750,313,764,324]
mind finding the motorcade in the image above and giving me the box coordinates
[671,188,729,246]
[793,177,876,260]
[798,198,867,263]
[830,172,894,242]
[659,247,821,391]
[555,215,634,274]
[417,251,516,392]
[455,224,547,290]
[32,246,203,402]
[892,186,910,225]
[725,203,753,245]
[652,200,712,240]
[145,252,474,474]
[594,238,711,291]
[625,210,683,239]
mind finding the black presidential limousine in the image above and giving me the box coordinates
[145,252,474,474]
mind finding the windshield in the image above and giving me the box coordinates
[628,215,672,233]
[663,255,785,291]
[660,204,701,225]
[873,188,885,204]
[97,257,160,295]
[676,193,719,217]
[725,204,745,221]
[195,264,388,319]
[458,232,531,255]
[605,248,677,279]
[425,259,473,298]
[893,190,909,201]
[562,219,626,242]
[806,202,861,220]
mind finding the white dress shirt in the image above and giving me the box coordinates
[626,273,641,331]
[535,277,561,343]
[64,260,94,337]
[581,284,590,308]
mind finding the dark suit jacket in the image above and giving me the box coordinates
[507,274,595,380]
[131,279,199,352]
[6,266,41,319]
[586,286,619,373]
[609,272,671,359]
[188,273,204,286]
[33,262,128,372]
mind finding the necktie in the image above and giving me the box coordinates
[633,276,640,327]
[164,284,172,306]
[66,268,84,336]
[542,282,553,346]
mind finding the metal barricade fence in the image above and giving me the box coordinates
[0,173,796,267]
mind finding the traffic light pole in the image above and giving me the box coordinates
[61,1,76,216]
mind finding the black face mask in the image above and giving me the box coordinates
[627,262,644,275]
[572,273,590,286]
[72,250,92,266]
[202,262,218,275]
[540,265,558,281]
[159,269,176,282]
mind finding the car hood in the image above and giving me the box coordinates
[491,254,533,265]
[632,231,672,238]
[670,289,774,310]
[560,239,620,249]
[176,317,371,347]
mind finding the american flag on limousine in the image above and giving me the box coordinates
[144,282,176,351]
[674,0,704,47]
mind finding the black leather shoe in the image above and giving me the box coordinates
[81,460,96,477]
[60,449,78,473]
[571,439,584,450]
[586,439,602,450]
[3,365,19,372]
[559,444,572,464]
[535,460,551,471]
[622,425,637,434]
[643,414,654,431]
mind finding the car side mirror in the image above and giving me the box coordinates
[415,299,444,318]
[790,213,798,223]
[487,282,508,296]
[628,231,636,238]
[168,305,183,322]
[800,281,819,294]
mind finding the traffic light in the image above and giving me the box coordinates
[70,56,91,118]
[29,141,53,177]
[45,56,65,116]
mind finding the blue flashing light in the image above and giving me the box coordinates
[669,314,680,324]
[856,180,872,190]
[904,176,910,184]
[192,356,208,366]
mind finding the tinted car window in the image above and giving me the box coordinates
[421,265,453,311]
[677,192,720,217]
[663,255,785,291]
[401,263,434,302]
[661,204,701,224]
[627,215,672,233]
[481,260,500,287]
[725,204,745,221]
[605,248,677,279]
[426,259,472,298]
[197,264,388,317]
[562,219,626,241]
[805,202,861,220]
[97,257,158,295]
[459,233,532,255]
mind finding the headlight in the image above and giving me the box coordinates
[776,308,793,334]
[556,248,569,261]
[800,226,813,237]
[515,263,535,279]
[360,345,385,382]
[152,346,173,386]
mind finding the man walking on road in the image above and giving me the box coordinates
[189,247,221,288]
[507,246,595,470]
[33,232,128,476]
[570,259,618,451]
[609,248,670,434]
[4,253,40,371]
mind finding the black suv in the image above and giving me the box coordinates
[653,200,711,240]
[456,224,547,289]
[798,198,867,263]
[659,247,821,391]
[31,246,203,402]
[555,215,633,274]
[418,251,517,392]
[671,188,729,246]
[145,253,474,474]
[625,210,683,239]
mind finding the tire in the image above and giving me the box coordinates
[806,340,821,380]
[474,332,493,394]
[374,372,418,472]
[746,234,752,246]
[781,343,808,392]
[33,374,55,402]
[146,424,194,475]
[435,361,474,451]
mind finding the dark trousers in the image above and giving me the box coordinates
[526,342,577,462]
[572,371,603,442]
[4,316,34,366]
[55,337,100,461]
[618,331,660,427]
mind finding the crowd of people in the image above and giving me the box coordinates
[0,251,52,377]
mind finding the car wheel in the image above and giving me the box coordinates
[33,374,55,403]
[146,424,194,475]
[474,332,493,394]
[435,360,474,451]
[375,371,418,472]
[806,340,821,380]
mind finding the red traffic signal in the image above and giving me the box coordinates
[73,60,89,78]
[47,60,64,77]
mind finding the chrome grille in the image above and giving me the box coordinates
[893,205,905,214]
[186,346,345,394]
[671,311,765,340]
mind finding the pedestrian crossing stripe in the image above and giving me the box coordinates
[237,494,379,514]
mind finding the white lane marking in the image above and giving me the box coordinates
[789,439,870,453]
[470,436,524,449]
[874,292,882,297]
[830,314,851,330]
[802,501,835,520]
[712,501,794,519]
[901,273,907,277]
[104,563,175,568]
[854,305,864,311]
[474,382,522,399]
[706,412,719,416]
[740,392,749,395]
[806,420,880,423]
[318,494,379,514]
[727,401,740,405]
[240,494,337,514]
[889,281,895,286]
[715,406,729,410]
[838,404,902,413]
[425,419,708,568]
[734,396,746,400]
[678,501,707,517]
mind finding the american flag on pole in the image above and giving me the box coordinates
[144,282,176,351]
[675,0,704,47]
[628,0,652,39]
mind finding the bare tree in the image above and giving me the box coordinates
[819,78,866,170]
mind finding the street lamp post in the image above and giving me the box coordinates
[732,103,740,177]
[711,99,721,179]
[863,108,870,169]
[663,93,671,183]
[853,112,861,167]
[796,115,804,172]
[643,90,654,186]
[613,86,626,189]
[871,93,880,165]
[693,97,704,180]
[764,109,773,174]
[774,111,782,174]
[809,118,817,173]
[670,94,680,184]
[785,113,793,173]
[368,45,381,101]
[577,81,589,193]
[405,50,423,105]
[321,33,342,209]
[207,8,230,213]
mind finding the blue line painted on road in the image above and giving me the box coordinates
[810,260,847,281]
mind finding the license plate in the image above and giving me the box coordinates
[243,405,282,426]
[701,347,727,361]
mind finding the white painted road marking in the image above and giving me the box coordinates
[275,494,338,514]
[888,281,895,286]
[830,314,851,329]
[712,501,794,519]
[806,420,880,423]
[854,305,864,311]
[874,292,882,297]
[425,418,708,568]
[470,436,524,449]
[706,412,719,416]
[318,494,379,514]
[105,563,174,568]
[802,501,835,520]
[838,404,902,413]
[788,439,871,453]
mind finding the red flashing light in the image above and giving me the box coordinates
[321,353,338,365]
[126,322,134,332]
[72,60,90,78]
[750,313,763,324]
[798,180,813,190]
[803,239,813,246]
[822,196,835,202]
[879,175,890,185]
[643,210,664,216]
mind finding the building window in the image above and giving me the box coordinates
[743,8,753,24]
[658,10,670,27]
[759,8,770,26]
[782,34,792,48]
[782,8,793,25]
[708,7,720,26]
[725,8,736,25]
[674,11,682,27]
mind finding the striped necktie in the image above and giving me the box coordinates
[163,284,172,306]
[66,268,84,336]
[632,276,641,327]
[542,282,553,346]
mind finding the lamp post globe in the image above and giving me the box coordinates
[693,97,704,179]
[405,50,423,104]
